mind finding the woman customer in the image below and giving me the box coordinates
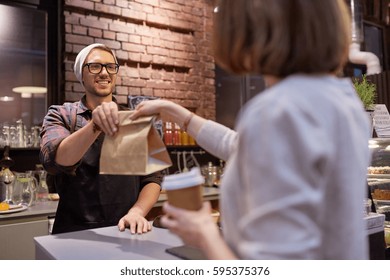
[124,0,369,259]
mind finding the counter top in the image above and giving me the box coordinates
[34,225,184,260]
[0,187,219,222]
[33,187,219,260]
[0,200,58,222]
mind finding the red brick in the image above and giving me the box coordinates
[129,52,142,62]
[103,30,116,40]
[151,72,162,80]
[116,0,129,8]
[115,50,129,60]
[124,67,140,78]
[109,21,133,33]
[138,54,152,63]
[139,68,152,79]
[71,25,88,35]
[174,73,185,82]
[166,0,186,5]
[153,89,165,98]
[123,42,146,53]
[152,55,167,64]
[103,0,115,5]
[116,33,129,42]
[142,36,153,45]
[122,8,146,21]
[66,34,94,45]
[159,1,182,12]
[142,4,153,13]
[64,12,81,25]
[80,17,109,30]
[147,46,169,56]
[95,39,121,50]
[129,35,141,44]
[162,72,174,80]
[136,25,153,37]
[65,24,72,34]
[141,87,154,95]
[65,0,94,10]
[114,94,128,104]
[146,80,171,89]
[128,87,142,96]
[88,28,103,38]
[136,0,158,7]
[169,18,191,30]
[129,79,147,87]
[95,3,122,16]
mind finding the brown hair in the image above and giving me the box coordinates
[213,0,351,77]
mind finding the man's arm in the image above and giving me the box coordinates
[56,101,119,166]
[117,182,161,234]
[55,121,100,166]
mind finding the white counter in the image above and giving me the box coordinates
[34,187,219,260]
[34,225,184,260]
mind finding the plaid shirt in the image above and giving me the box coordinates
[40,95,92,175]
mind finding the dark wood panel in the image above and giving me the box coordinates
[0,147,40,173]
[369,70,390,108]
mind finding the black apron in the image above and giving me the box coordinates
[52,133,142,234]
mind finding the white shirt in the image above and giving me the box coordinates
[196,74,370,259]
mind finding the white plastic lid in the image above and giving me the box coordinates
[162,167,204,190]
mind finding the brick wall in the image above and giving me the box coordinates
[63,0,216,120]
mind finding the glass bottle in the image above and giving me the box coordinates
[188,135,196,146]
[36,170,49,202]
[173,123,181,146]
[163,122,173,145]
[181,129,189,146]
[0,167,15,204]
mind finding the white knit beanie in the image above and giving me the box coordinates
[73,43,118,86]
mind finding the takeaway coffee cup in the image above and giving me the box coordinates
[162,167,205,210]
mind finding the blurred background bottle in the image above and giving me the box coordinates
[36,170,49,202]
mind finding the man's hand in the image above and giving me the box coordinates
[118,210,152,234]
[92,101,119,136]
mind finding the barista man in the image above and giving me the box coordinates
[40,43,162,234]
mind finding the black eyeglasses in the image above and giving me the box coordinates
[83,63,119,74]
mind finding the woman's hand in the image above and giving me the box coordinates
[161,201,220,249]
[92,101,119,136]
[130,99,172,120]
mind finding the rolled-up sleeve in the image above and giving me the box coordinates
[39,105,78,175]
[139,171,163,189]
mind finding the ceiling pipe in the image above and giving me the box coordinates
[348,0,381,75]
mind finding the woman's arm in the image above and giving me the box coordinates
[131,100,206,140]
[131,99,238,160]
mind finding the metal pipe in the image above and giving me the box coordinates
[348,0,382,75]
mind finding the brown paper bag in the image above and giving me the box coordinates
[100,111,172,175]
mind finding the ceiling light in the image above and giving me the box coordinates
[12,86,47,98]
[0,96,14,102]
